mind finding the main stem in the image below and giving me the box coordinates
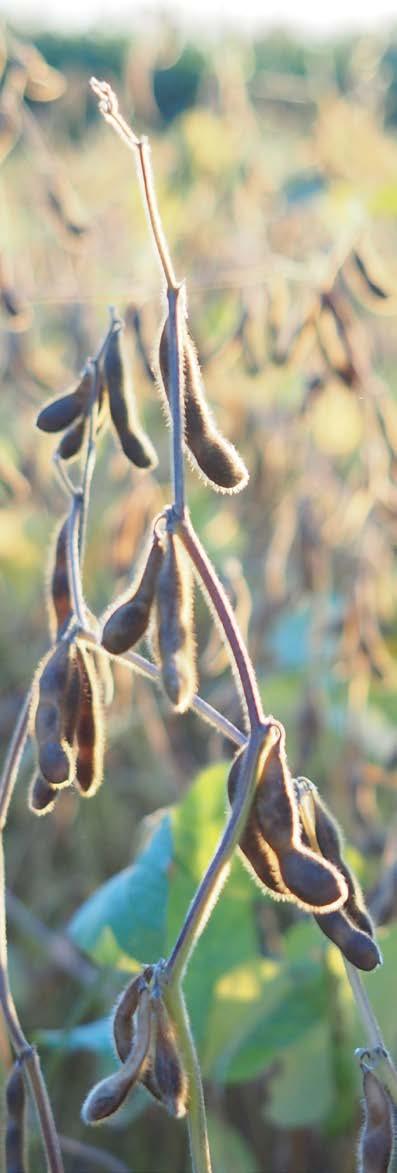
[165,982,211,1173]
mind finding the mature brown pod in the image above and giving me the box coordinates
[57,416,87,462]
[153,531,196,712]
[113,970,153,1063]
[227,749,287,896]
[358,1067,394,1172]
[159,319,248,493]
[82,988,151,1124]
[47,518,71,639]
[102,536,164,655]
[36,392,84,434]
[152,998,188,1119]
[300,780,374,936]
[74,647,104,797]
[28,771,59,816]
[31,641,75,787]
[5,1061,27,1173]
[104,321,157,469]
[314,910,381,971]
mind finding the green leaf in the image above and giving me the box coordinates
[37,1017,113,1056]
[69,813,173,967]
[266,1022,334,1127]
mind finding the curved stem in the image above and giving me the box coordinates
[179,514,264,730]
[165,981,211,1173]
[166,723,275,982]
[67,493,86,628]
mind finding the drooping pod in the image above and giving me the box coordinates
[82,987,152,1124]
[358,1067,394,1172]
[104,320,157,470]
[314,910,381,971]
[158,318,249,494]
[47,517,72,640]
[113,970,153,1063]
[227,738,348,914]
[150,997,189,1119]
[152,531,197,713]
[36,366,92,434]
[315,293,360,388]
[57,416,87,462]
[74,647,105,797]
[102,534,164,655]
[297,778,374,936]
[5,1061,27,1173]
[31,640,76,787]
[28,772,59,817]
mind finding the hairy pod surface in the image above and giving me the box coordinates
[314,910,381,970]
[298,779,374,936]
[154,531,196,712]
[47,518,72,639]
[82,987,151,1124]
[32,641,76,787]
[28,771,59,816]
[358,1068,394,1172]
[104,321,157,469]
[74,647,104,797]
[5,1061,26,1173]
[151,997,188,1119]
[159,318,249,493]
[113,971,153,1063]
[102,536,164,655]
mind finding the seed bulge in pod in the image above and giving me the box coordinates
[154,531,196,712]
[302,780,374,936]
[358,1067,394,1173]
[227,749,289,898]
[82,987,151,1124]
[159,319,248,493]
[57,416,87,461]
[113,970,153,1063]
[152,997,188,1118]
[74,647,105,797]
[102,536,164,655]
[28,772,59,816]
[6,1061,27,1173]
[104,321,157,470]
[254,729,298,853]
[36,392,84,434]
[32,641,76,787]
[314,910,381,971]
[47,517,71,639]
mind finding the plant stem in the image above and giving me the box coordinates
[179,514,264,730]
[166,723,276,982]
[0,838,64,1172]
[78,629,246,748]
[165,981,212,1173]
[67,491,86,628]
[0,690,31,831]
[344,960,391,1054]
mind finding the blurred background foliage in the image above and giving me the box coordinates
[1,14,397,1172]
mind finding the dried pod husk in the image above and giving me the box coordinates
[36,393,84,434]
[28,772,59,816]
[11,38,66,102]
[358,1067,394,1172]
[47,518,72,639]
[82,988,151,1124]
[153,531,196,712]
[299,779,374,936]
[343,241,397,314]
[46,187,87,247]
[104,322,157,470]
[5,1061,27,1173]
[151,998,188,1119]
[314,910,381,971]
[159,319,248,493]
[228,742,348,914]
[113,970,153,1063]
[102,535,164,655]
[31,641,76,787]
[57,416,87,462]
[315,294,359,388]
[74,647,105,797]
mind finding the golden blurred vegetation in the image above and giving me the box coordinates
[1,19,397,1172]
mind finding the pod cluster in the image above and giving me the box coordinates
[28,518,105,816]
[227,728,381,970]
[36,316,157,470]
[102,528,197,714]
[158,315,249,494]
[358,1061,394,1173]
[82,969,188,1125]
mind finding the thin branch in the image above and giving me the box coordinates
[179,514,264,731]
[0,689,31,831]
[167,285,186,518]
[0,839,64,1172]
[67,491,86,628]
[78,629,246,748]
[166,723,275,981]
